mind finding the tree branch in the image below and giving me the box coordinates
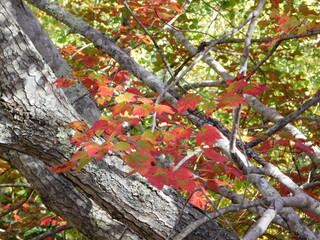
[247,92,320,147]
[216,29,320,44]
[30,225,74,240]
[0,183,31,188]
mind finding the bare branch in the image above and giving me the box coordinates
[174,195,319,240]
[245,94,320,165]
[251,39,283,73]
[182,80,227,90]
[301,181,320,190]
[30,225,74,240]
[216,29,320,44]
[247,92,320,148]
[243,200,283,240]
[0,183,31,188]
[239,0,267,74]
[217,186,288,228]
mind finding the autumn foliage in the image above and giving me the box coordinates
[1,0,320,239]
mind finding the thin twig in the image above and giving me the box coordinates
[248,92,320,147]
[30,225,73,240]
[216,29,320,44]
[0,183,31,188]
[0,190,34,218]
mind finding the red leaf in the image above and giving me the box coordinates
[82,56,99,67]
[203,148,228,163]
[189,190,208,209]
[255,139,273,152]
[243,83,269,96]
[124,151,155,175]
[294,139,314,154]
[176,93,202,114]
[126,87,142,96]
[173,167,197,193]
[13,214,21,221]
[278,15,291,25]
[83,142,101,157]
[111,102,133,116]
[196,126,221,146]
[112,70,130,83]
[40,217,53,226]
[206,180,220,193]
[48,161,78,173]
[227,79,248,93]
[224,165,245,181]
[51,78,77,88]
[164,127,192,144]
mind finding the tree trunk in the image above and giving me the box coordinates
[0,1,237,239]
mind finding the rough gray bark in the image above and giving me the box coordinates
[10,0,100,126]
[0,1,238,239]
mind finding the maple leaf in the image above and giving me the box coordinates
[203,148,228,163]
[164,127,192,144]
[114,141,131,151]
[141,130,161,145]
[154,104,175,114]
[51,77,77,88]
[217,92,247,108]
[133,104,154,117]
[227,78,248,93]
[176,93,202,114]
[66,121,89,131]
[13,214,21,221]
[111,102,133,116]
[81,77,98,94]
[124,151,155,176]
[97,86,114,98]
[112,70,130,83]
[115,92,136,103]
[189,190,208,210]
[147,167,171,190]
[294,139,314,154]
[255,139,273,152]
[196,126,221,146]
[243,83,269,96]
[83,142,101,157]
[69,131,92,147]
[224,165,245,181]
[173,167,197,193]
[48,161,78,173]
[40,216,53,226]
[126,87,142,96]
[82,56,99,67]
[136,139,154,150]
[202,100,216,117]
